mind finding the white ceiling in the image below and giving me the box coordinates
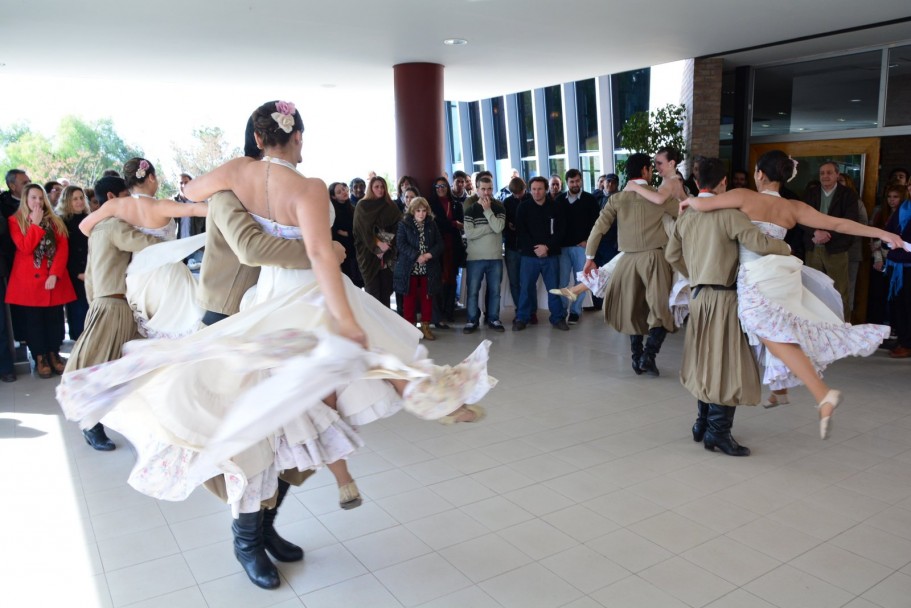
[2,0,910,100]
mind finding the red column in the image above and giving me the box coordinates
[394,63,444,198]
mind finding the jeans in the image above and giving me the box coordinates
[517,256,564,325]
[559,246,587,315]
[504,249,522,308]
[66,275,89,341]
[466,259,502,324]
[805,247,850,319]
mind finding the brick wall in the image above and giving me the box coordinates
[680,58,724,171]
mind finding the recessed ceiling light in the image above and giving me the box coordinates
[443,38,468,46]
[850,98,862,102]
[761,124,770,128]
[777,111,788,116]
[836,118,846,122]
[798,128,806,131]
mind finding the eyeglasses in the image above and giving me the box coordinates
[434,184,448,189]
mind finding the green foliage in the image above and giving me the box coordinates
[616,103,688,184]
[0,116,142,188]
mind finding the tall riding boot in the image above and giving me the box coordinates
[630,335,644,375]
[639,327,667,377]
[233,510,281,589]
[703,404,750,456]
[262,480,304,562]
[692,401,709,442]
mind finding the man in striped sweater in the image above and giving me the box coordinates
[463,176,507,333]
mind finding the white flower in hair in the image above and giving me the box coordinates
[271,112,295,134]
[788,157,798,183]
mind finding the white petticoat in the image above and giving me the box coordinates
[57,275,497,507]
[577,252,690,327]
[126,233,206,339]
[737,254,889,389]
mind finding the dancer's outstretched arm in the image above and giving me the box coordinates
[79,198,122,235]
[624,180,681,206]
[679,188,764,213]
[79,197,207,236]
[789,200,905,249]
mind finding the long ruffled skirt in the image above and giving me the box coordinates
[737,255,889,389]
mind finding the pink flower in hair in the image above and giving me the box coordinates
[136,159,151,180]
[275,101,296,116]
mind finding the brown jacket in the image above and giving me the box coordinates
[665,208,791,284]
[585,184,678,257]
[84,218,160,302]
[197,191,311,316]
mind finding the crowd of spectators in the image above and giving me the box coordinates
[4,158,909,382]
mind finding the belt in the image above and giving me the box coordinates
[692,284,736,299]
[103,294,126,300]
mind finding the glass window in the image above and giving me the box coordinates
[544,85,565,155]
[468,101,484,164]
[490,96,509,160]
[719,71,735,142]
[495,159,514,190]
[576,79,599,153]
[787,154,864,198]
[610,68,650,150]
[548,157,567,183]
[521,159,537,181]
[886,45,911,126]
[579,154,601,192]
[446,102,462,164]
[517,91,535,158]
[752,51,881,136]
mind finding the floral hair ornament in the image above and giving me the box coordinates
[788,157,798,183]
[135,159,151,180]
[271,101,297,134]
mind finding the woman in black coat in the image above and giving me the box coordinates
[329,181,363,287]
[427,177,466,327]
[59,186,90,341]
[394,197,443,340]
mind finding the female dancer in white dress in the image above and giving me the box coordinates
[680,150,905,438]
[551,146,691,326]
[79,158,207,339]
[57,101,494,589]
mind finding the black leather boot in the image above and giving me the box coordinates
[692,401,709,442]
[630,335,644,375]
[262,480,303,562]
[703,404,750,456]
[233,511,281,589]
[640,327,667,376]
[83,423,115,451]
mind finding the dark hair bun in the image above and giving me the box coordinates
[123,157,155,189]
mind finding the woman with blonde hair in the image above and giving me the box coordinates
[58,186,90,340]
[394,196,443,340]
[4,184,76,377]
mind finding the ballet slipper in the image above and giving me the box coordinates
[762,393,790,409]
[816,390,841,440]
[548,287,578,302]
[338,481,362,510]
[438,404,486,425]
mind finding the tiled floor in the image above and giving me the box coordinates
[3,311,911,607]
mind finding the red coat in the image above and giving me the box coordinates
[4,216,76,307]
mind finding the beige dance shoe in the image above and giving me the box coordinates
[339,481,362,510]
[438,404,486,425]
[817,390,841,440]
[762,393,790,409]
[548,287,578,302]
